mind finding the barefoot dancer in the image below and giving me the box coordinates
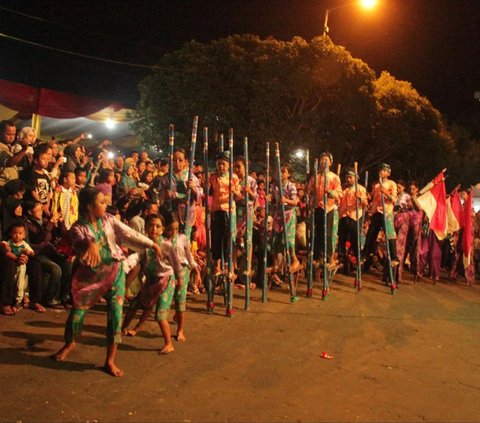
[122,214,183,351]
[52,187,161,377]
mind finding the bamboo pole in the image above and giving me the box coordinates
[353,162,362,291]
[306,158,318,297]
[168,124,175,210]
[184,116,198,239]
[244,137,250,310]
[226,129,235,316]
[204,127,214,313]
[262,142,270,303]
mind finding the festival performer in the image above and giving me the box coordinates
[309,152,342,268]
[165,211,198,343]
[233,156,258,289]
[406,182,423,278]
[158,148,202,232]
[393,180,411,282]
[122,213,184,352]
[337,168,367,272]
[52,187,161,377]
[270,162,300,285]
[363,163,399,272]
[208,151,241,276]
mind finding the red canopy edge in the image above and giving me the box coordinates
[0,79,124,119]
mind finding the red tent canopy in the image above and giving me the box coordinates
[0,79,124,119]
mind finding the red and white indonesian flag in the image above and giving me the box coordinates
[417,171,447,240]
[447,189,463,233]
[462,190,473,267]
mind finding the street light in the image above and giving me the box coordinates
[323,0,378,37]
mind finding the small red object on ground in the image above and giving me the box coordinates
[320,351,333,359]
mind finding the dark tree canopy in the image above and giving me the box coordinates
[132,34,471,186]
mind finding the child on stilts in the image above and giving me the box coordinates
[270,162,300,286]
[208,151,240,277]
[233,155,258,289]
[309,152,342,269]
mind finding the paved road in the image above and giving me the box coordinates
[1,273,480,422]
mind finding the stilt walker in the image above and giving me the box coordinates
[262,142,270,303]
[353,162,362,291]
[379,175,397,294]
[184,116,198,239]
[226,129,235,316]
[274,142,298,303]
[243,137,251,310]
[306,159,318,297]
[204,128,214,313]
[168,124,175,210]
[360,171,369,243]
[322,157,330,299]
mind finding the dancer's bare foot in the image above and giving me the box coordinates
[176,331,186,342]
[160,343,174,354]
[122,329,137,337]
[51,342,76,361]
[103,362,124,377]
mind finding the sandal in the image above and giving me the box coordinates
[31,303,46,313]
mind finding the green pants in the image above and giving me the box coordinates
[64,266,125,345]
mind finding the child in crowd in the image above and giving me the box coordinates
[5,222,35,311]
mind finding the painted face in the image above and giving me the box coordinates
[173,151,186,173]
[89,192,107,218]
[146,217,164,241]
[2,125,16,144]
[234,161,245,178]
[10,226,26,244]
[163,221,179,239]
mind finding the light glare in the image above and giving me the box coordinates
[360,0,377,10]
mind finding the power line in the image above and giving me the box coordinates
[0,4,166,54]
[0,31,157,69]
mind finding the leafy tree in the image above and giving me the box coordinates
[132,34,456,185]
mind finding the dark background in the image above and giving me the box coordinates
[1,0,479,119]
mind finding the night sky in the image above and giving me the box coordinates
[1,0,479,119]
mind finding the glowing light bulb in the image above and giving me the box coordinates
[105,118,116,129]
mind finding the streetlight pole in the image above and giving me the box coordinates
[323,0,378,37]
[323,4,349,37]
